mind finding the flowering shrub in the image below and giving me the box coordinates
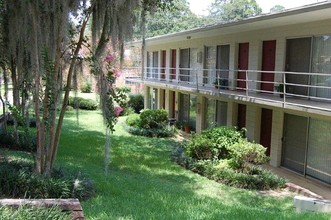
[114,106,123,117]
[102,52,124,132]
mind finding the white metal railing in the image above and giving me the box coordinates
[123,67,331,112]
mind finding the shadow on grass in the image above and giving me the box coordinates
[56,112,331,220]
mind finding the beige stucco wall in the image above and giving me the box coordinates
[141,18,331,169]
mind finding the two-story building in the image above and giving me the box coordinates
[126,1,331,186]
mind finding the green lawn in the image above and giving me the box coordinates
[53,110,331,220]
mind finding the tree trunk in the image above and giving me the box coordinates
[50,13,91,173]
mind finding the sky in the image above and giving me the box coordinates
[188,0,323,15]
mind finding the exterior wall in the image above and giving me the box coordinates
[140,15,331,184]
[146,19,331,79]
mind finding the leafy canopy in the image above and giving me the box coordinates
[208,0,262,22]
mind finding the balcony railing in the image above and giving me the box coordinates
[123,67,331,114]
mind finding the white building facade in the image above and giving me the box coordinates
[126,2,331,186]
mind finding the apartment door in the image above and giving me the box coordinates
[260,108,273,156]
[171,49,177,80]
[180,48,190,82]
[237,43,249,90]
[161,50,166,80]
[237,104,246,130]
[286,38,311,97]
[261,40,276,92]
[216,45,230,88]
[282,114,308,174]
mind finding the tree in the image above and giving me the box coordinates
[208,0,262,22]
[143,0,211,38]
[269,5,285,14]
[0,0,174,176]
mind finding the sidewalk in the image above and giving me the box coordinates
[264,165,331,200]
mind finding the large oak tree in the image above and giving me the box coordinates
[0,0,173,176]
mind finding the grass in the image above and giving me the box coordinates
[1,108,331,219]
[53,110,331,220]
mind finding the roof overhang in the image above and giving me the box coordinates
[128,1,331,47]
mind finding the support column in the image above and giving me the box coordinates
[195,94,204,134]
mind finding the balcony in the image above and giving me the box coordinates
[123,67,331,116]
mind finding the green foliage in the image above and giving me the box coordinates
[80,81,92,93]
[0,160,95,200]
[208,0,262,22]
[139,109,168,129]
[114,87,131,111]
[125,109,175,137]
[227,140,269,169]
[185,126,245,160]
[184,134,215,160]
[126,114,141,127]
[0,205,71,220]
[211,164,286,190]
[141,0,213,38]
[128,94,144,113]
[177,126,284,190]
[127,126,175,138]
[0,131,36,152]
[269,5,285,13]
[121,107,135,116]
[68,96,98,110]
[55,111,329,219]
[78,99,98,110]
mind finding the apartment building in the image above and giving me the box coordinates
[126,2,331,186]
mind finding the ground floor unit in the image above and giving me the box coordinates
[144,85,331,188]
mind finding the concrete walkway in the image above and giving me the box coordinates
[265,165,331,200]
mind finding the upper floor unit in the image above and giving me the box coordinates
[126,1,331,116]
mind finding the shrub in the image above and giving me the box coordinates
[184,127,245,161]
[211,165,286,190]
[68,97,84,109]
[127,126,175,138]
[227,141,269,169]
[78,99,98,110]
[201,127,245,157]
[6,116,36,128]
[68,97,98,110]
[128,94,144,113]
[184,134,215,160]
[0,131,36,152]
[0,160,95,200]
[139,109,168,129]
[126,114,141,127]
[80,82,92,93]
[121,107,135,116]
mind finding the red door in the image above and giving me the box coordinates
[237,104,246,130]
[171,49,176,80]
[237,43,249,89]
[260,108,273,156]
[161,50,166,79]
[261,40,276,92]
